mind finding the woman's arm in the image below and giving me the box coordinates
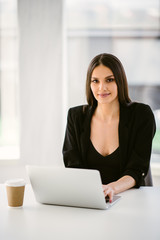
[102,175,136,202]
[103,104,155,203]
[120,104,156,187]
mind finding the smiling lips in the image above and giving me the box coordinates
[98,93,111,98]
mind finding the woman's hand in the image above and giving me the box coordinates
[102,176,136,203]
[102,182,116,203]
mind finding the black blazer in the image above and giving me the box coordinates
[62,102,156,187]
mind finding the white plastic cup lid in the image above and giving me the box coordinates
[5,178,25,187]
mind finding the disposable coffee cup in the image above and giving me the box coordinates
[5,179,25,207]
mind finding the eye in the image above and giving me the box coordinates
[106,78,115,83]
[91,79,99,83]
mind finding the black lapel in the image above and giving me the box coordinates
[80,106,95,167]
[119,104,130,170]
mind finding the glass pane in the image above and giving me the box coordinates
[66,0,159,30]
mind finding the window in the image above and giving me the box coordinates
[0,0,19,160]
[65,0,160,162]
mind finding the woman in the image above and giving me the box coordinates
[63,53,156,202]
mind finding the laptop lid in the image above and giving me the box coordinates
[26,166,121,210]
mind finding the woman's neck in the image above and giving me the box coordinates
[95,102,120,122]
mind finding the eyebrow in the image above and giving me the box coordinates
[91,75,114,79]
[105,75,114,79]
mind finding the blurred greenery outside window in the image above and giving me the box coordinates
[66,0,160,160]
[153,110,160,155]
[0,0,19,160]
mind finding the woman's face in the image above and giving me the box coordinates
[90,64,118,105]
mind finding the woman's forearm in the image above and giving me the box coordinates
[112,175,136,194]
[102,175,136,202]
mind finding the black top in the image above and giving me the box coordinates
[87,140,120,184]
[63,102,156,187]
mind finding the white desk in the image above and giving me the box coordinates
[0,184,160,240]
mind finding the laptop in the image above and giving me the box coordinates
[26,165,121,210]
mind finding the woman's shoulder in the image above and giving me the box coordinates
[124,102,155,120]
[68,104,93,119]
[128,101,153,112]
[68,104,90,113]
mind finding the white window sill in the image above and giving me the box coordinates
[0,146,20,161]
[151,163,160,176]
[151,153,160,176]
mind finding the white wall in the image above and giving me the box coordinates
[0,0,64,183]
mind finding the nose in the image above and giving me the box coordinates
[99,82,107,91]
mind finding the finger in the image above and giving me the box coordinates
[105,189,114,203]
[108,191,114,203]
[103,187,109,196]
[104,191,108,197]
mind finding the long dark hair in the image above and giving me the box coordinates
[86,53,131,106]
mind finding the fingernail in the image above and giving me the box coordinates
[109,199,112,203]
